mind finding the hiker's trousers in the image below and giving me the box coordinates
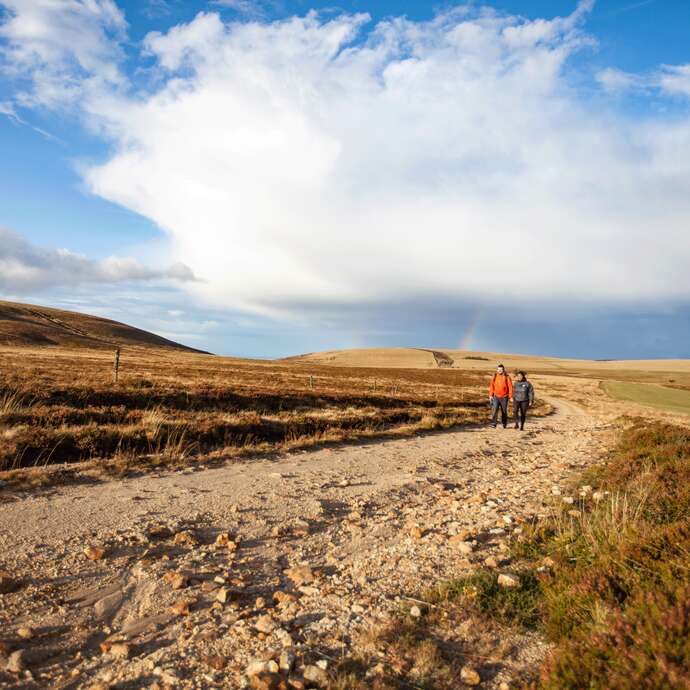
[514,400,529,429]
[491,396,508,427]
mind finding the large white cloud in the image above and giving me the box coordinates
[3,0,690,318]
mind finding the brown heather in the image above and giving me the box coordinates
[531,421,690,690]
[0,345,549,486]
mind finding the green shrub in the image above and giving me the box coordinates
[427,570,543,630]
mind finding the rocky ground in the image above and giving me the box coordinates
[0,394,614,689]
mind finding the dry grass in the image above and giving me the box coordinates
[0,344,550,487]
[292,348,690,395]
[329,610,507,690]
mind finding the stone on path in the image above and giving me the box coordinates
[460,665,481,686]
[303,664,329,687]
[284,565,315,587]
[497,574,520,589]
[6,650,26,673]
[83,546,106,561]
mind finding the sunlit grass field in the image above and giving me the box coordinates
[602,381,690,414]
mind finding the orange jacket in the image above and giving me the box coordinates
[489,373,513,398]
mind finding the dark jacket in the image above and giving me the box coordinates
[513,380,534,404]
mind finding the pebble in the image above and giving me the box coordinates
[16,626,34,640]
[408,526,424,539]
[108,643,131,660]
[163,572,188,590]
[171,598,194,616]
[277,650,294,672]
[284,565,314,586]
[455,541,474,555]
[6,650,25,673]
[250,673,282,690]
[174,531,199,547]
[254,614,276,634]
[83,546,106,561]
[497,574,520,588]
[202,654,226,670]
[460,664,481,686]
[303,664,329,687]
[246,660,270,676]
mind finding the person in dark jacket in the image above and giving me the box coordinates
[512,371,534,430]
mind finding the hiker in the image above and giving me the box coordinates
[512,371,535,431]
[488,363,513,428]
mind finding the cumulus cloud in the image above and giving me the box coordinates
[3,0,690,322]
[0,0,126,107]
[0,228,196,292]
[658,64,690,98]
[212,0,263,16]
[596,67,644,92]
[597,63,690,99]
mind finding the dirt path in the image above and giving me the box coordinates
[0,397,613,689]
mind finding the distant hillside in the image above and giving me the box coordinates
[0,300,204,352]
[284,348,440,369]
[287,347,690,375]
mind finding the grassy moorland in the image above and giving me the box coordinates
[602,381,690,415]
[0,344,551,485]
[293,347,690,377]
[333,420,690,689]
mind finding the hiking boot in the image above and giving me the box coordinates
[514,423,519,429]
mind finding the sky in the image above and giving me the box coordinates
[1,0,690,359]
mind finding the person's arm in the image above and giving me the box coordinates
[528,382,534,405]
[488,376,495,399]
[508,376,514,399]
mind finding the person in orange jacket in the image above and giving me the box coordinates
[488,363,513,428]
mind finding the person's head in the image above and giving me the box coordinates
[496,363,505,375]
[517,371,527,381]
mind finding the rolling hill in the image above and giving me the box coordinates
[0,300,203,352]
[287,346,690,376]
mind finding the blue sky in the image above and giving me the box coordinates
[1,0,690,358]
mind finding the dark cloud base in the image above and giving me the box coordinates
[202,301,690,360]
[2,286,687,360]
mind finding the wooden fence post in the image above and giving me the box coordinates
[113,347,121,383]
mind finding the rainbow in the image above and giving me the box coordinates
[459,310,482,351]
